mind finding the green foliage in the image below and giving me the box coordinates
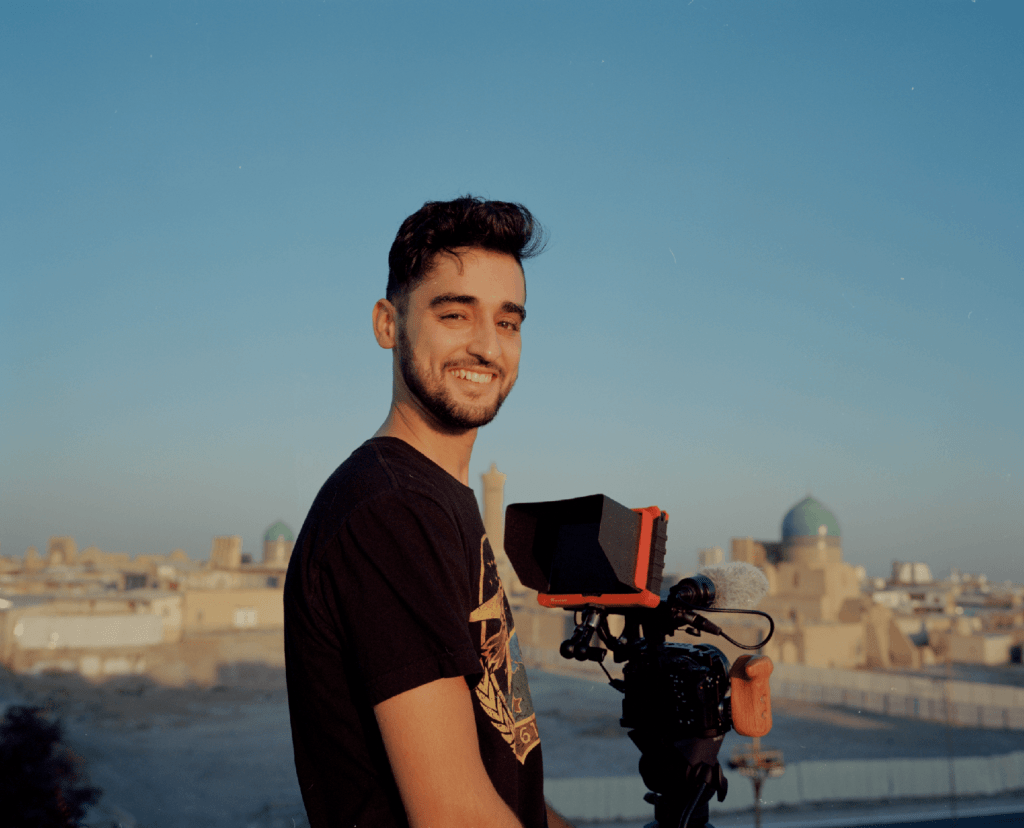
[0,705,101,828]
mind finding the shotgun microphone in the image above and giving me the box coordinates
[669,561,770,611]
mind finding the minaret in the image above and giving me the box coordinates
[481,463,506,553]
[480,463,525,597]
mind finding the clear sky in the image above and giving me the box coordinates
[3,1,1021,583]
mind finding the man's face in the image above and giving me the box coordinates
[394,247,526,433]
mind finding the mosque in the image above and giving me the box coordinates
[727,495,920,670]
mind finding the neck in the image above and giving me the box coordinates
[374,404,477,486]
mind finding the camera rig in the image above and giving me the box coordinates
[505,495,776,828]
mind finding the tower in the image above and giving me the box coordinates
[481,463,506,556]
[481,463,524,596]
[47,536,78,567]
[263,521,295,567]
[210,536,243,570]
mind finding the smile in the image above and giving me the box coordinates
[450,368,494,384]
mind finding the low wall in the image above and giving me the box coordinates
[772,663,1024,730]
[544,750,1024,822]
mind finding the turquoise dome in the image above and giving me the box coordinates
[264,520,295,543]
[781,496,840,539]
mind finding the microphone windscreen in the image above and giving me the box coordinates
[699,562,769,609]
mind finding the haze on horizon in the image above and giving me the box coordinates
[2,2,1021,584]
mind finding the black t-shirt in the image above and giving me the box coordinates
[284,437,547,828]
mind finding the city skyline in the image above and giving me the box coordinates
[3,2,1022,582]
[4,483,1014,585]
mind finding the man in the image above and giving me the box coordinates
[284,196,571,828]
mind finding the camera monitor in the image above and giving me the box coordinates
[504,494,667,609]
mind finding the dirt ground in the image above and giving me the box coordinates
[3,662,1023,828]
[1,663,301,828]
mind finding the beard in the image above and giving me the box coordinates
[396,325,514,432]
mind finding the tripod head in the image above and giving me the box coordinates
[505,494,776,828]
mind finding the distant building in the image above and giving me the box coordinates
[698,546,724,567]
[945,631,1015,666]
[181,587,284,634]
[0,522,291,683]
[263,521,295,567]
[892,560,933,585]
[210,536,243,570]
[47,536,78,567]
[0,593,169,677]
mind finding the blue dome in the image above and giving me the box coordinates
[264,520,295,543]
[781,496,840,539]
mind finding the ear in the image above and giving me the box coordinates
[372,298,398,349]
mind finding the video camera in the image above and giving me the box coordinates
[505,494,776,828]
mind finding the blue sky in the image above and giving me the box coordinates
[3,1,1021,582]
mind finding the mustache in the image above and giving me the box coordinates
[444,359,504,378]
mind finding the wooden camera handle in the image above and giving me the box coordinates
[729,654,773,737]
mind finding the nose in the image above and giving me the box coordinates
[467,318,501,364]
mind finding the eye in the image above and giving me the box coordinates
[498,319,521,332]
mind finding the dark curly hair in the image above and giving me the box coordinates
[386,195,545,312]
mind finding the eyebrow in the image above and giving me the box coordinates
[429,293,526,322]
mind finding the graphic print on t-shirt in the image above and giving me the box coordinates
[468,535,541,764]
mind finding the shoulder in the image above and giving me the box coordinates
[318,438,462,501]
[364,437,468,498]
[300,438,479,564]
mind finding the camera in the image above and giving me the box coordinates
[505,494,775,828]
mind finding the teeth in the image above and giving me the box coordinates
[452,369,493,384]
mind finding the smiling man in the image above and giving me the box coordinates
[284,197,568,828]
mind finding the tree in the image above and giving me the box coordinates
[0,705,101,828]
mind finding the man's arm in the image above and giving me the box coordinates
[375,675,524,828]
[545,803,575,828]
